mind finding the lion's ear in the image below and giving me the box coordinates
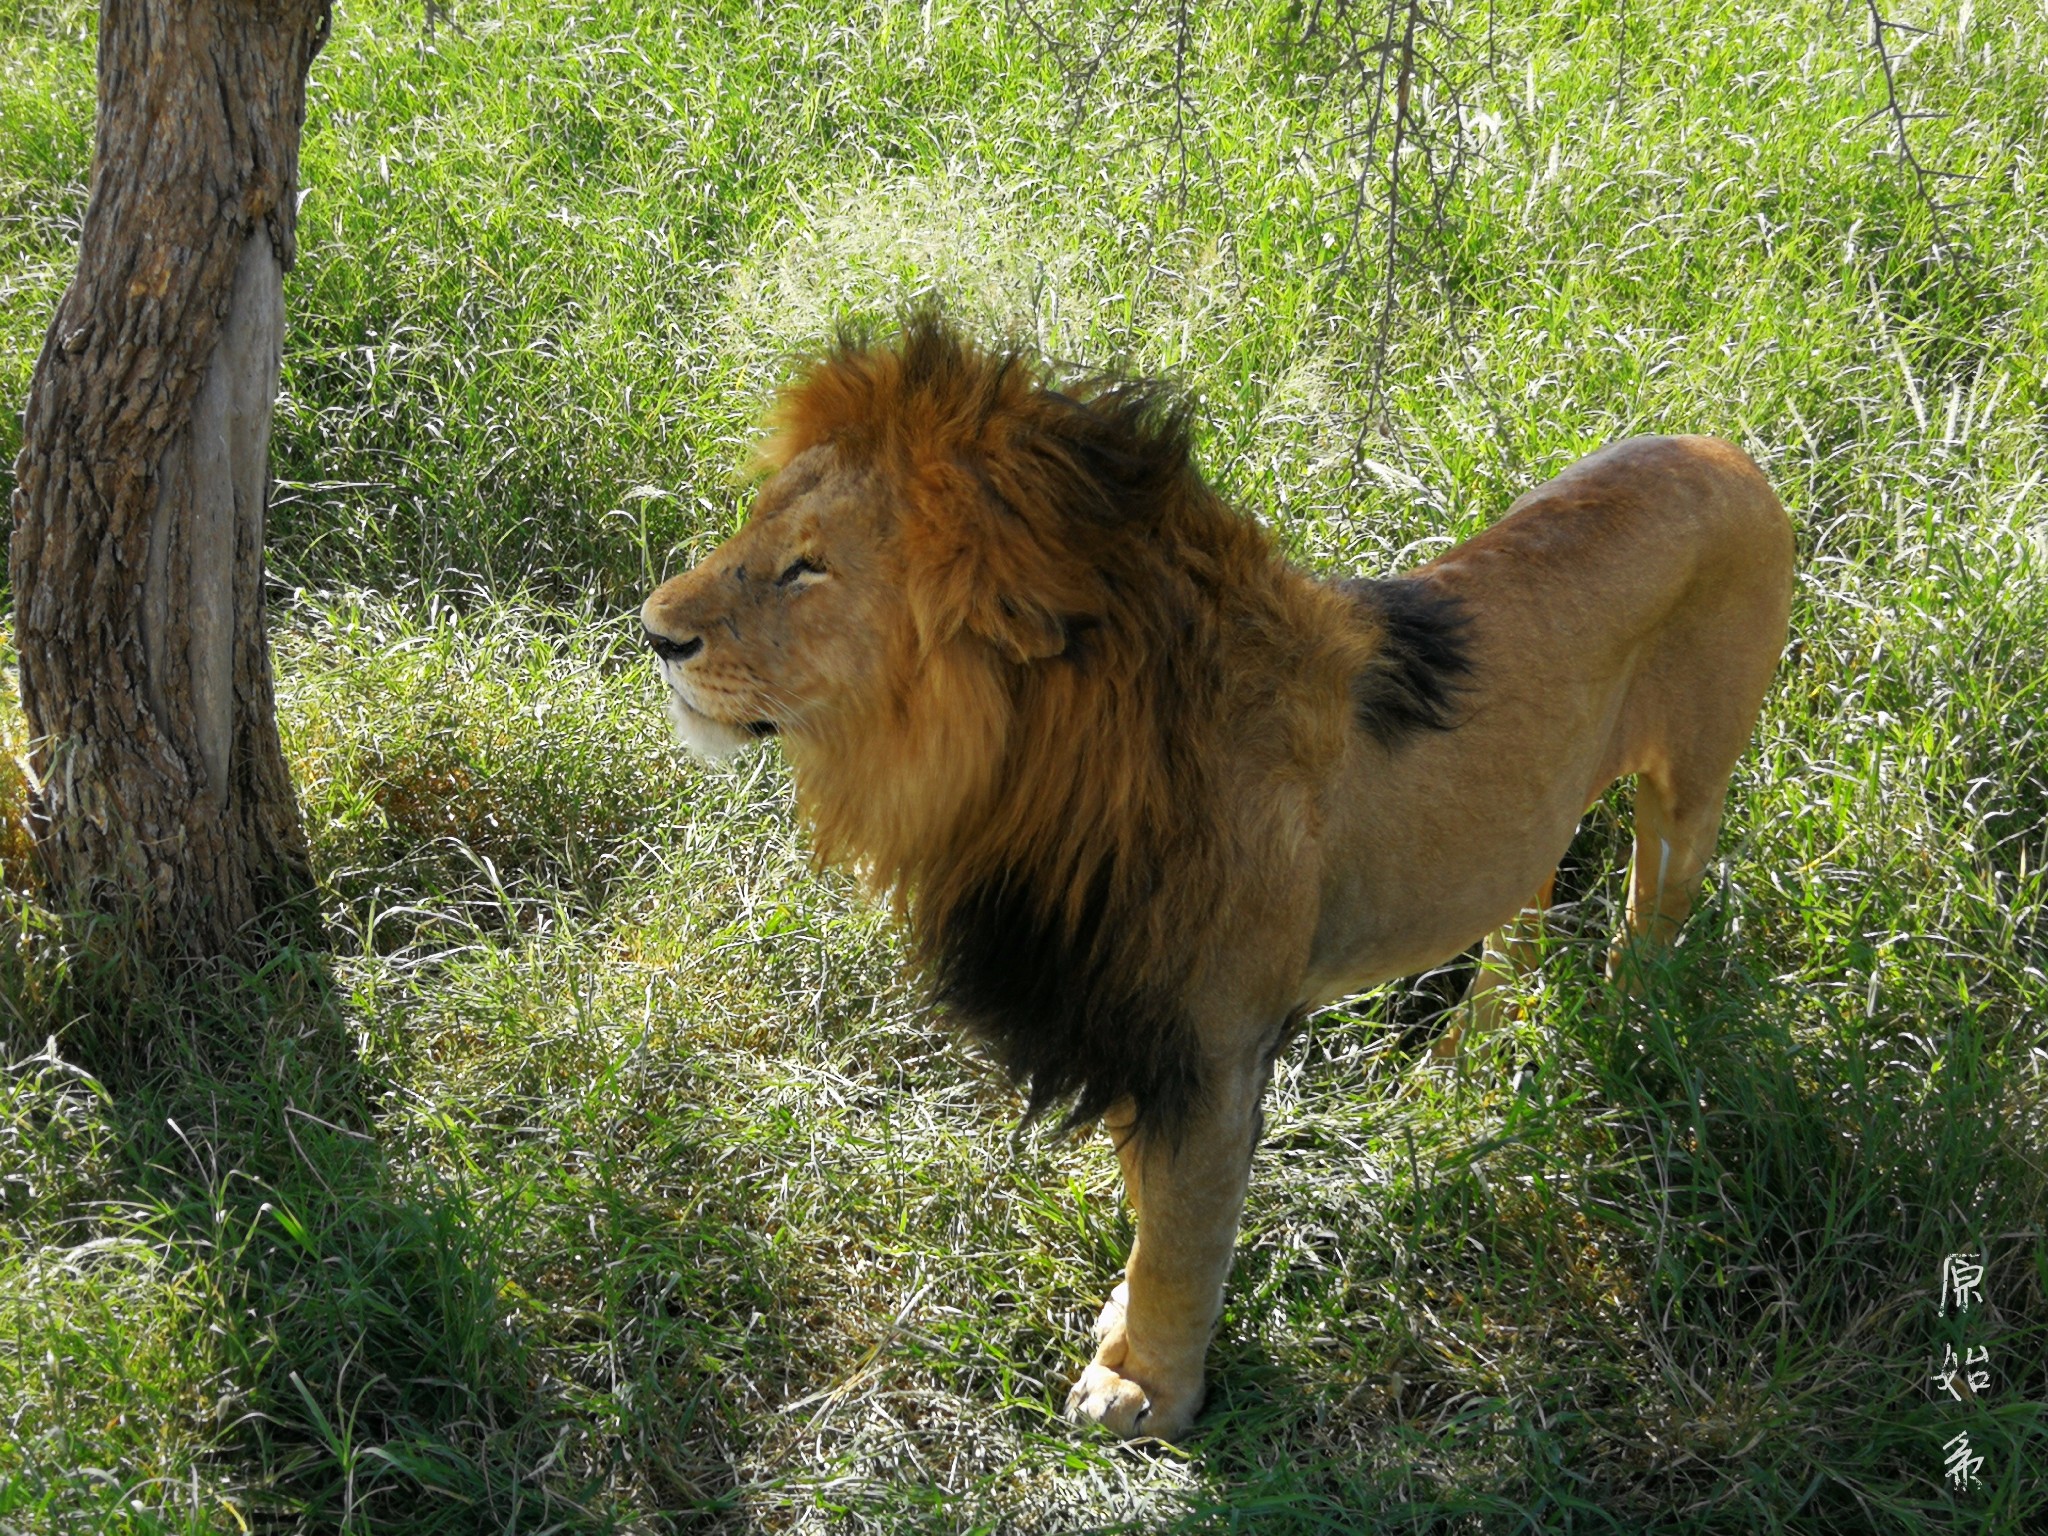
[981,596,1070,663]
[907,557,1074,663]
[905,460,1083,664]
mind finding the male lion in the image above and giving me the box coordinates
[641,316,1793,1441]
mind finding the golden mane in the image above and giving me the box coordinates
[759,316,1384,1134]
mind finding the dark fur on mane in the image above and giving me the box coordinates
[1338,576,1472,744]
[932,860,1201,1139]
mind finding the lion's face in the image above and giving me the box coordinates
[640,446,910,758]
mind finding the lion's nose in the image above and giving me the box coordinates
[645,628,703,662]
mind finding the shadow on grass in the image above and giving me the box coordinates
[10,883,2044,1533]
[1153,934,2048,1534]
[1573,947,2048,1528]
[0,903,792,1533]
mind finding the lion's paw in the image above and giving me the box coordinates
[1066,1362,1155,1437]
[1065,1361,1203,1441]
[1065,1285,1205,1441]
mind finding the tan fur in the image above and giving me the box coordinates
[641,319,1795,1441]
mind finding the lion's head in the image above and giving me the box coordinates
[637,439,905,761]
[643,315,1281,883]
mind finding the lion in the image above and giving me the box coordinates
[640,316,1794,1441]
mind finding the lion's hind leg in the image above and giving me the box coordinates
[1437,872,1558,1059]
[1605,459,1792,986]
[1607,764,1729,990]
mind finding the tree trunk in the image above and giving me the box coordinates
[9,0,331,958]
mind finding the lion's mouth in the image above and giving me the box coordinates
[659,681,773,759]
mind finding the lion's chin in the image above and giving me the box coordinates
[663,690,763,760]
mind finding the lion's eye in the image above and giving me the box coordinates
[778,557,826,587]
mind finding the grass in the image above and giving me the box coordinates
[3,0,2047,1528]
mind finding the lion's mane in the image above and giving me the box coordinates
[760,316,1464,1137]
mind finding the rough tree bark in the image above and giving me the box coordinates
[9,0,332,957]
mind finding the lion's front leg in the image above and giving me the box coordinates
[1066,1059,1268,1441]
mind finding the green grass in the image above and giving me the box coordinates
[3,0,2047,1528]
